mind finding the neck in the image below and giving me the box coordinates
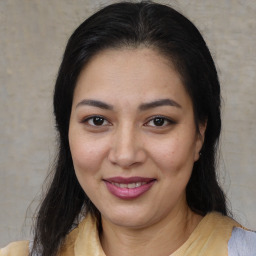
[100,204,202,256]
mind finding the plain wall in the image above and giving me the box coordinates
[0,0,255,247]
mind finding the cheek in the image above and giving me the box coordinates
[69,132,108,180]
[148,134,197,176]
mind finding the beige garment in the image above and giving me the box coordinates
[0,241,29,256]
[0,212,241,256]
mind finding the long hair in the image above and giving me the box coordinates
[30,1,227,255]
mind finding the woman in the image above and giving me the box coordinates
[1,1,255,256]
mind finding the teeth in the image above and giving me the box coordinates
[128,183,136,188]
[111,181,147,188]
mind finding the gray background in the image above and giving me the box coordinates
[0,0,256,247]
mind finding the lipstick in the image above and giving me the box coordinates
[104,176,156,199]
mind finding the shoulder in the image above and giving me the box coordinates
[228,227,256,256]
[199,211,241,236]
[0,241,29,256]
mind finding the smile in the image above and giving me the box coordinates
[110,182,147,188]
[104,177,156,199]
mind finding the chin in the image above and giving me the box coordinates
[101,207,153,229]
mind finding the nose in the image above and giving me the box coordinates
[108,124,146,168]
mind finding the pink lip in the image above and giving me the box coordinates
[105,176,154,184]
[104,176,156,200]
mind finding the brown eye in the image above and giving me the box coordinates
[145,116,174,127]
[83,115,110,126]
[92,117,105,126]
[153,117,165,126]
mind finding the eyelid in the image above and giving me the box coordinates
[144,115,175,127]
[81,115,111,126]
[80,114,175,128]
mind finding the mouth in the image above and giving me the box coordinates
[103,176,156,199]
[109,181,147,188]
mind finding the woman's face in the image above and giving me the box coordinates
[69,48,205,229]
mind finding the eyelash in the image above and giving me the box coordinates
[81,115,111,127]
[81,115,174,128]
[144,115,175,127]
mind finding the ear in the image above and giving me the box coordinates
[194,120,207,162]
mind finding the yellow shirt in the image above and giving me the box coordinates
[0,212,241,256]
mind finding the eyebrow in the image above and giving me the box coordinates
[139,98,181,110]
[76,99,114,110]
[76,98,181,111]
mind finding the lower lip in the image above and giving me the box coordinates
[104,181,155,200]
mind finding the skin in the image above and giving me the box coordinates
[69,47,206,256]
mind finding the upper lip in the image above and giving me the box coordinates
[103,176,156,184]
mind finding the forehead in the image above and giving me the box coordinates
[73,47,191,108]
